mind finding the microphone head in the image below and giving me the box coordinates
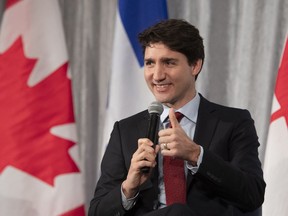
[148,101,164,115]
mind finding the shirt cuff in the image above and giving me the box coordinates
[186,146,204,175]
[121,184,138,210]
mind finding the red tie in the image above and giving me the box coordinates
[163,112,186,205]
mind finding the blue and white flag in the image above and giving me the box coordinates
[102,0,168,161]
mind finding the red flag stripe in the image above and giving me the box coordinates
[271,37,288,126]
[5,0,22,9]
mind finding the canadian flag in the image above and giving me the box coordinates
[0,0,85,216]
[263,35,288,215]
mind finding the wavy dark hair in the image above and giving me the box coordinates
[138,19,205,80]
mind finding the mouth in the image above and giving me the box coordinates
[153,83,171,92]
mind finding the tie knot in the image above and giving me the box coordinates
[174,112,184,122]
[167,112,184,128]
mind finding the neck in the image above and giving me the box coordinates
[164,90,197,110]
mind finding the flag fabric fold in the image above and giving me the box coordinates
[0,0,85,215]
[263,35,288,215]
[102,0,168,164]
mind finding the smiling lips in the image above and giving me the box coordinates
[153,83,171,92]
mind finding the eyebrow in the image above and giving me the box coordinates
[144,58,154,62]
[144,57,178,62]
[161,57,178,62]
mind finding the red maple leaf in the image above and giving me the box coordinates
[271,38,288,127]
[0,37,79,186]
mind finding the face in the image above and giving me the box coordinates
[144,43,201,109]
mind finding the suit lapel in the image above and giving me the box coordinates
[125,111,149,157]
[194,95,219,150]
[187,95,219,189]
[138,112,149,138]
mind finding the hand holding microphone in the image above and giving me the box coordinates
[122,102,163,198]
[141,101,163,173]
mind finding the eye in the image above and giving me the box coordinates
[165,59,176,66]
[145,60,154,67]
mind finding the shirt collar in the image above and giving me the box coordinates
[160,92,200,124]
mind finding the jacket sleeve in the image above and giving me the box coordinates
[196,110,266,212]
[88,122,128,216]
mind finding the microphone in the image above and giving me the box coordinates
[141,101,163,173]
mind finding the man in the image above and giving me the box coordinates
[89,19,265,216]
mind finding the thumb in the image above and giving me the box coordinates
[169,108,180,128]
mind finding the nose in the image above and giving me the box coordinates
[153,64,165,82]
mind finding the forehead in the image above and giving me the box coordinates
[144,43,183,59]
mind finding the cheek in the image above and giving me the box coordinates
[144,69,152,82]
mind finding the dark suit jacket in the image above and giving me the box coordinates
[89,95,266,216]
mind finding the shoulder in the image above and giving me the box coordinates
[110,110,149,140]
[117,110,149,127]
[199,94,252,121]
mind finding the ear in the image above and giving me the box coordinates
[191,59,203,76]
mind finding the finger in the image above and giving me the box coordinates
[139,159,157,170]
[169,108,180,128]
[137,150,158,171]
[137,139,157,160]
[136,146,156,160]
[160,147,174,157]
[158,135,172,145]
[138,138,153,148]
[131,154,156,171]
[161,146,178,158]
[158,127,172,137]
[136,150,155,163]
[131,148,156,169]
[155,144,160,154]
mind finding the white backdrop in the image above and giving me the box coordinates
[1,0,287,210]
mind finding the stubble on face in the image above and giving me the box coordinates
[144,43,197,109]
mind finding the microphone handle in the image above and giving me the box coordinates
[147,114,160,146]
[141,114,160,173]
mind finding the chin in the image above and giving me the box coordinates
[154,93,170,101]
[154,97,171,104]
